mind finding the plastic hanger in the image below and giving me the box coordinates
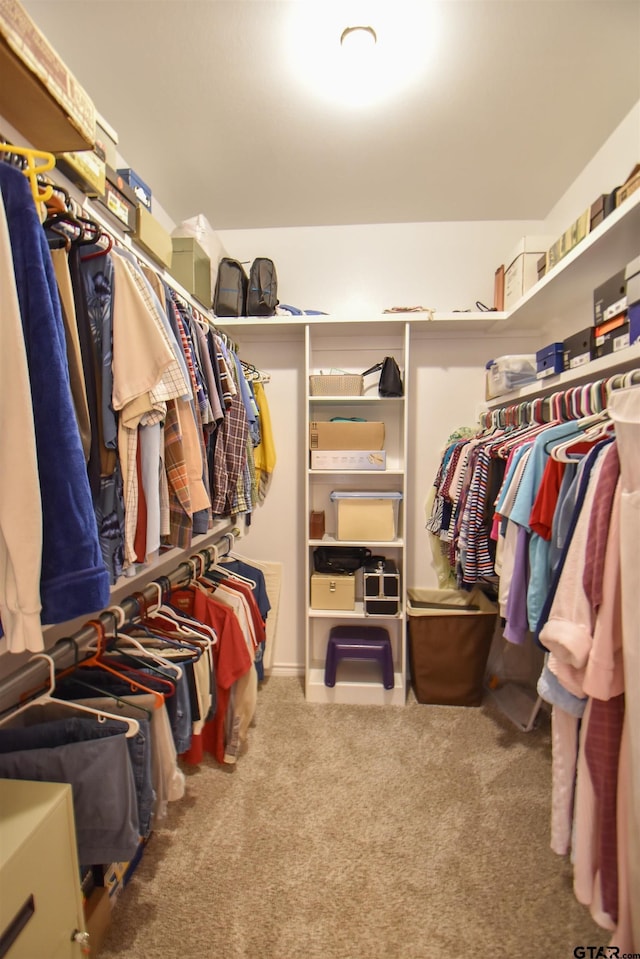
[56,621,165,709]
[139,583,217,648]
[0,652,140,738]
[0,143,55,204]
[103,605,183,680]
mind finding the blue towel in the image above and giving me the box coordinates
[0,164,110,623]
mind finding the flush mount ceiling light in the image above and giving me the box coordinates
[340,25,377,48]
[286,3,440,110]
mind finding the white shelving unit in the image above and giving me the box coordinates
[304,323,410,705]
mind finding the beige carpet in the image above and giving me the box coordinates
[97,677,605,959]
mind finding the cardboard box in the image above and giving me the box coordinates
[0,0,95,151]
[310,572,355,610]
[595,321,629,359]
[593,269,627,325]
[171,236,212,306]
[503,236,552,309]
[536,342,563,379]
[616,164,640,207]
[595,312,627,339]
[95,164,137,232]
[84,887,110,958]
[547,209,590,270]
[563,327,595,370]
[493,265,504,311]
[117,167,152,210]
[95,112,118,170]
[309,421,384,451]
[629,302,640,345]
[134,205,172,268]
[330,491,402,542]
[626,254,640,308]
[310,450,386,471]
[56,148,106,197]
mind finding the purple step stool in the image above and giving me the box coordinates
[324,625,394,690]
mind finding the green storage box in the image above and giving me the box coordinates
[170,236,212,307]
[407,587,498,706]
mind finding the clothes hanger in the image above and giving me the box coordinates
[102,605,184,680]
[80,229,114,261]
[138,583,217,649]
[0,652,140,738]
[55,621,165,710]
[51,639,153,720]
[86,618,177,696]
[0,143,55,204]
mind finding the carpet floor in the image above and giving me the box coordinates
[97,676,605,959]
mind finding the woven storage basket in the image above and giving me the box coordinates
[309,374,364,396]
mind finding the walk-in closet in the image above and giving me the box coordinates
[0,2,639,957]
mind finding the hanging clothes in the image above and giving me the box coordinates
[0,162,110,640]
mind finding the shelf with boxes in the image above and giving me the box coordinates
[491,187,640,337]
[304,323,409,706]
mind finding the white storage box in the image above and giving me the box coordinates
[311,450,386,470]
[503,236,553,309]
[330,491,402,541]
[485,355,536,399]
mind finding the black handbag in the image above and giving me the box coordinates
[313,546,372,575]
[362,357,403,397]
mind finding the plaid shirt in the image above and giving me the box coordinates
[162,399,193,549]
[210,388,249,516]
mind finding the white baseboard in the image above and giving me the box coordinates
[265,664,304,678]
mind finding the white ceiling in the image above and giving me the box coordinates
[22,0,640,232]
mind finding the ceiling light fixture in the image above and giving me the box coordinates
[340,25,377,48]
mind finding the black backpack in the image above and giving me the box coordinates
[247,257,278,316]
[213,258,248,316]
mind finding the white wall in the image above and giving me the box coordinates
[217,219,545,316]
[543,99,640,237]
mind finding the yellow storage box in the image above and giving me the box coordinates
[330,491,402,542]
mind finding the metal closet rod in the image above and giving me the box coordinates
[0,532,237,713]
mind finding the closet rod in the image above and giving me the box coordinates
[480,366,640,429]
[0,534,236,716]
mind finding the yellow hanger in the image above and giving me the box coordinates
[0,143,55,204]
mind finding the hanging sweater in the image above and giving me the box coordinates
[0,164,110,626]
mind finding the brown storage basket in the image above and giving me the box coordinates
[407,588,498,706]
[309,374,364,396]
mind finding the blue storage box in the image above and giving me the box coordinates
[536,342,564,379]
[116,167,152,211]
[629,302,640,346]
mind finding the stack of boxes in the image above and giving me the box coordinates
[533,253,640,380]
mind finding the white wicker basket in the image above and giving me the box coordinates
[309,374,364,396]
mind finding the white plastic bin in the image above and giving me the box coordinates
[485,355,536,398]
